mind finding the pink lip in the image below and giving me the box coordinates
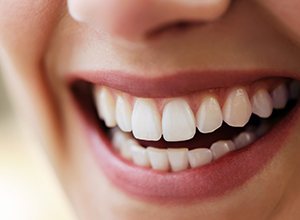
[68,69,300,202]
[67,69,298,97]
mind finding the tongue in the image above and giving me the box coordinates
[137,124,244,150]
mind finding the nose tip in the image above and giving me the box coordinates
[67,0,231,42]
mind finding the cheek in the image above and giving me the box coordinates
[0,0,66,166]
[0,0,63,61]
[259,0,300,43]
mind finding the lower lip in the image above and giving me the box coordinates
[76,99,299,203]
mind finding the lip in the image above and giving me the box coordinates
[67,69,299,97]
[68,69,300,202]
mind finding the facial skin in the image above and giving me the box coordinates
[1,0,300,219]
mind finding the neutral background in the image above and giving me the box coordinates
[0,74,75,220]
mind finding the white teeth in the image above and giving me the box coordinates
[130,143,150,168]
[233,131,256,149]
[210,140,235,160]
[251,89,273,118]
[147,147,169,171]
[196,96,223,133]
[96,83,292,143]
[188,148,213,168]
[289,80,300,99]
[111,127,134,160]
[120,139,135,160]
[131,99,162,141]
[272,84,288,109]
[99,80,292,172]
[111,128,130,151]
[115,96,132,132]
[112,128,261,171]
[162,99,196,142]
[94,87,117,127]
[223,88,252,127]
[167,148,189,172]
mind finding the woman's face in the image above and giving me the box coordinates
[1,0,300,219]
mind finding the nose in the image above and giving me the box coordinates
[67,0,231,42]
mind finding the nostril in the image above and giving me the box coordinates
[146,20,205,39]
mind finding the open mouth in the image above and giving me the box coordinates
[69,71,300,201]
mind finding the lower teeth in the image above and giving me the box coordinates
[110,119,270,172]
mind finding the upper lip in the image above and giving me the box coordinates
[67,69,300,97]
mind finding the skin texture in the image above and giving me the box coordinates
[0,0,300,219]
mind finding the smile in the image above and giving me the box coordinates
[69,70,300,201]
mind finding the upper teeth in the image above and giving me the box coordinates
[222,88,252,127]
[196,96,223,133]
[115,96,133,132]
[162,99,196,141]
[271,84,289,109]
[131,99,162,141]
[251,89,273,118]
[94,80,297,142]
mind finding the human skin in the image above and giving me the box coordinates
[1,0,300,219]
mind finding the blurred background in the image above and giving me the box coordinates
[0,74,75,220]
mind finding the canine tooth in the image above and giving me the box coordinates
[130,143,150,167]
[147,147,169,171]
[167,148,189,172]
[94,87,117,127]
[272,84,288,109]
[196,96,223,133]
[289,80,300,99]
[116,96,132,132]
[132,99,162,141]
[162,99,196,142]
[233,131,256,149]
[188,148,213,168]
[223,88,252,127]
[210,140,235,160]
[252,89,273,118]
